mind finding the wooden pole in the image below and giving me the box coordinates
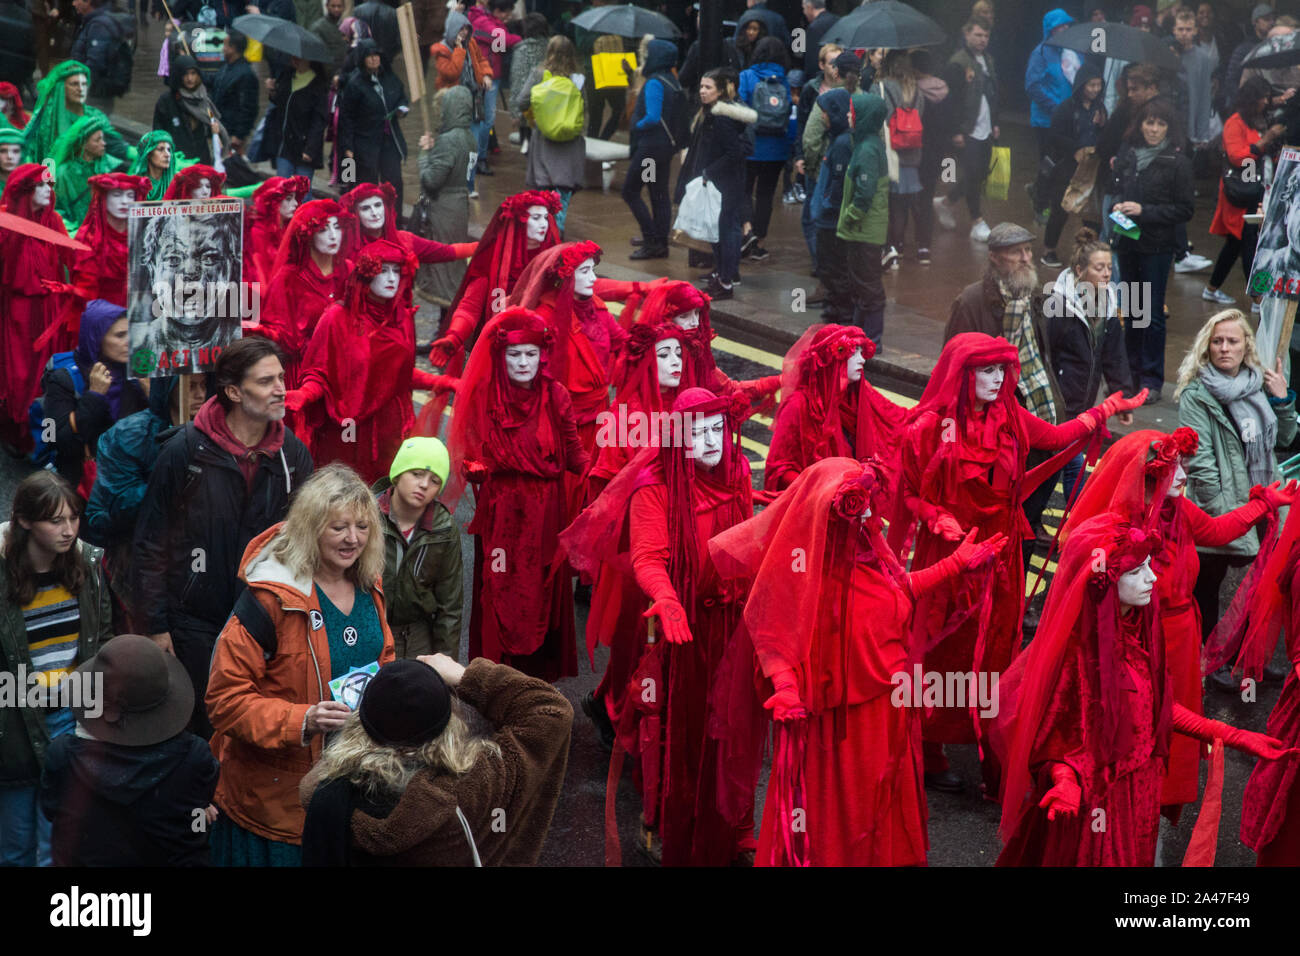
[396,3,432,137]
[1279,299,1297,377]
[177,373,190,424]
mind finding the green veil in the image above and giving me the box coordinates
[127,129,195,201]
[51,113,124,230]
[24,61,132,167]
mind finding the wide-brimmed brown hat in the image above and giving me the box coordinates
[73,635,194,746]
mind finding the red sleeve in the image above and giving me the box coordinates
[1223,114,1259,167]
[444,274,489,345]
[1019,405,1093,450]
[402,231,472,264]
[1179,495,1268,548]
[763,393,807,491]
[552,384,590,475]
[592,278,644,303]
[630,484,676,602]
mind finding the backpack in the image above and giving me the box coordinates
[655,76,691,151]
[531,70,585,142]
[750,74,790,136]
[883,85,923,151]
[99,13,135,98]
[29,352,84,470]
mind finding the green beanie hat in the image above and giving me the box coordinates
[0,128,23,147]
[389,436,451,487]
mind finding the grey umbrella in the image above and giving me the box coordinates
[1046,21,1180,71]
[1242,31,1300,70]
[570,4,682,40]
[231,14,331,62]
[822,1,945,50]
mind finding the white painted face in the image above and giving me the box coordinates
[525,205,550,246]
[64,73,88,105]
[846,345,865,383]
[573,258,597,297]
[368,262,401,299]
[312,216,342,256]
[673,308,700,330]
[1167,460,1187,497]
[32,181,53,208]
[104,187,132,220]
[973,364,1005,404]
[192,177,212,199]
[356,196,386,233]
[504,344,541,384]
[279,194,299,221]
[656,338,683,388]
[690,412,726,470]
[1116,556,1157,608]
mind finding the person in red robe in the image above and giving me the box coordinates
[338,181,476,272]
[286,239,447,482]
[0,82,31,129]
[162,164,227,200]
[1062,428,1298,818]
[995,513,1292,866]
[710,457,1007,865]
[0,164,74,453]
[427,191,562,370]
[243,175,310,288]
[1237,505,1300,864]
[445,307,589,682]
[764,324,909,493]
[249,199,352,393]
[888,332,1146,794]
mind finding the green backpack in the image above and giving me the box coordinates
[531,70,585,143]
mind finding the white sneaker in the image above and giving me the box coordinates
[970,219,991,242]
[1186,253,1214,268]
[882,245,900,268]
[1201,287,1236,304]
[1174,256,1210,274]
[469,189,479,199]
[933,196,956,230]
[521,137,529,155]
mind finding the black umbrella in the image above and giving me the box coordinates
[821,1,945,50]
[570,4,681,40]
[231,14,331,62]
[1241,32,1300,70]
[1046,21,1179,72]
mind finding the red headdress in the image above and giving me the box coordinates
[508,239,604,383]
[162,164,227,200]
[251,175,310,222]
[611,322,686,417]
[339,181,399,258]
[75,172,150,250]
[1,163,71,279]
[1064,428,1200,542]
[0,83,30,128]
[346,237,416,314]
[444,306,561,509]
[270,198,352,276]
[995,513,1168,842]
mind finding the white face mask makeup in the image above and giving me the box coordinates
[846,345,865,383]
[573,258,597,297]
[504,344,541,384]
[192,178,213,199]
[104,187,132,220]
[973,364,1005,404]
[279,195,299,220]
[1167,461,1187,497]
[525,205,550,247]
[313,216,343,256]
[1116,557,1157,608]
[32,181,53,208]
[368,262,401,299]
[656,338,683,388]
[673,308,700,330]
[690,413,726,470]
[357,196,386,233]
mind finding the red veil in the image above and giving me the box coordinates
[245,175,310,284]
[590,322,683,485]
[338,181,400,259]
[450,190,561,321]
[69,171,151,309]
[508,239,611,388]
[162,164,227,199]
[623,281,714,383]
[994,514,1168,843]
[0,83,31,128]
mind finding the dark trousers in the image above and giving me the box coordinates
[1209,223,1260,289]
[712,191,743,284]
[1119,249,1174,392]
[817,227,853,322]
[743,159,785,238]
[947,135,992,220]
[172,623,221,739]
[1194,551,1253,640]
[623,143,673,244]
[1044,209,1100,254]
[587,87,624,140]
[915,143,940,250]
[846,239,886,344]
[802,174,820,269]
[887,190,923,252]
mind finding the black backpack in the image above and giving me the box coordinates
[750,74,790,137]
[655,75,691,151]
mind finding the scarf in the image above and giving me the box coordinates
[997,275,1057,424]
[1198,362,1278,487]
[1133,139,1164,173]
[176,85,230,154]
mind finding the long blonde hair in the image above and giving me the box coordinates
[1173,309,1265,399]
[314,708,502,801]
[266,462,386,588]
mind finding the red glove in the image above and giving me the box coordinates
[953,528,1008,570]
[284,389,306,412]
[1172,703,1297,760]
[429,335,461,369]
[39,278,75,296]
[451,242,477,259]
[1038,763,1081,820]
[931,512,965,541]
[763,667,806,722]
[1098,388,1148,419]
[1251,479,1300,512]
[643,597,693,644]
[462,459,489,484]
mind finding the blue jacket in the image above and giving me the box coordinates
[739,62,792,162]
[1025,8,1075,129]
[812,89,851,231]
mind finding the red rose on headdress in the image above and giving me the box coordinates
[355,252,383,279]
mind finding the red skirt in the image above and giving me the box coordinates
[1160,604,1205,810]
[1242,666,1300,860]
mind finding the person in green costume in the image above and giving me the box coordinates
[127,130,189,201]
[51,114,124,230]
[0,127,22,193]
[23,61,132,167]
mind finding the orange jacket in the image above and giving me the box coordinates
[431,40,491,91]
[206,523,396,844]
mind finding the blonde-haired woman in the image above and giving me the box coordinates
[513,35,586,232]
[299,653,573,865]
[206,462,396,866]
[1176,310,1297,680]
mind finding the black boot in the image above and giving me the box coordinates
[581,691,615,753]
[629,241,669,260]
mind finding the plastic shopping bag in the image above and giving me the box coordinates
[671,176,721,248]
[984,145,1010,201]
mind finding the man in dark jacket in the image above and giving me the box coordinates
[69,0,127,111]
[935,16,999,243]
[133,338,313,738]
[339,38,409,211]
[799,0,837,77]
[211,31,259,152]
[1220,5,1275,118]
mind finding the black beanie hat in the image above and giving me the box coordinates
[358,660,452,747]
